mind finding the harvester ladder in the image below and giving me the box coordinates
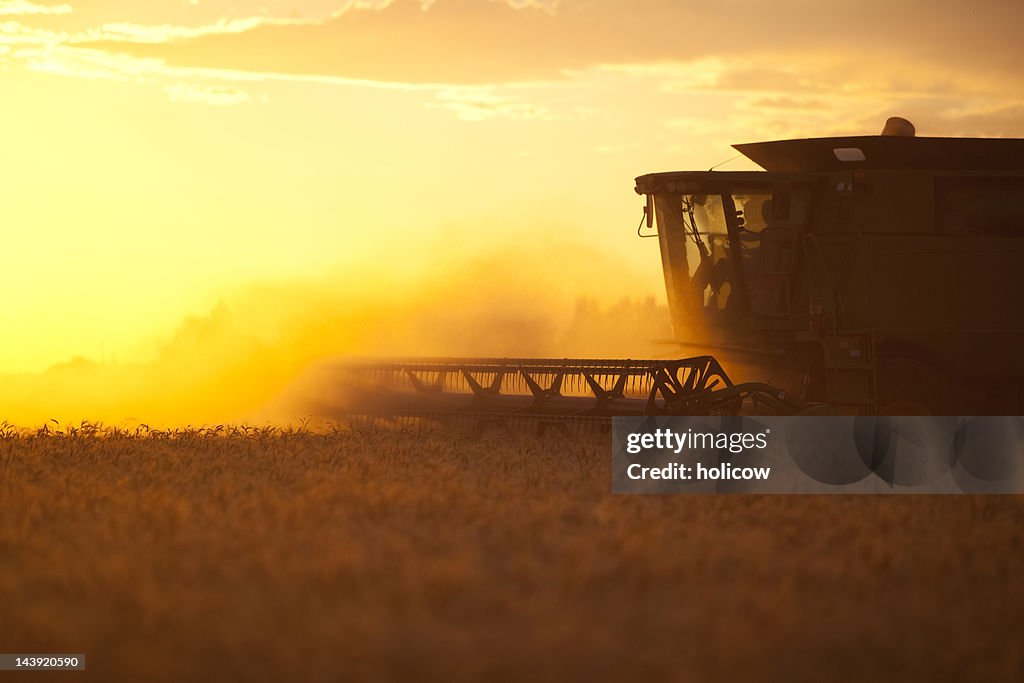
[822,332,877,415]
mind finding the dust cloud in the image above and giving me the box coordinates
[0,227,674,427]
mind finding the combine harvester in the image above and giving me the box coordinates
[337,118,1024,424]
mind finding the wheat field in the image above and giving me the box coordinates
[1,424,1022,682]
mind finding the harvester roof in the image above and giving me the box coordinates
[633,170,811,195]
[734,135,1024,172]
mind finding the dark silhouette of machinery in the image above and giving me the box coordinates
[636,118,1024,415]
[339,119,1024,419]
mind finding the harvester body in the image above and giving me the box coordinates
[332,127,1024,423]
[636,134,1024,414]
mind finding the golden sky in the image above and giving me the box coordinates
[2,0,1023,422]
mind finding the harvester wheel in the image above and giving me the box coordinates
[876,357,953,416]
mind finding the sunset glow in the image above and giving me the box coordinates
[3,0,1022,424]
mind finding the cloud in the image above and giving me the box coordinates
[14,43,549,116]
[0,19,65,45]
[746,96,826,110]
[81,17,304,44]
[430,87,553,121]
[0,1,70,16]
[64,0,1024,88]
[165,82,253,105]
[8,0,1023,127]
[19,44,160,80]
[9,0,1023,125]
[936,103,1024,137]
[73,0,578,85]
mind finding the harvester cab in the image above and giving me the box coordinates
[636,119,1024,415]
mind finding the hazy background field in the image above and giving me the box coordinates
[2,426,1021,682]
